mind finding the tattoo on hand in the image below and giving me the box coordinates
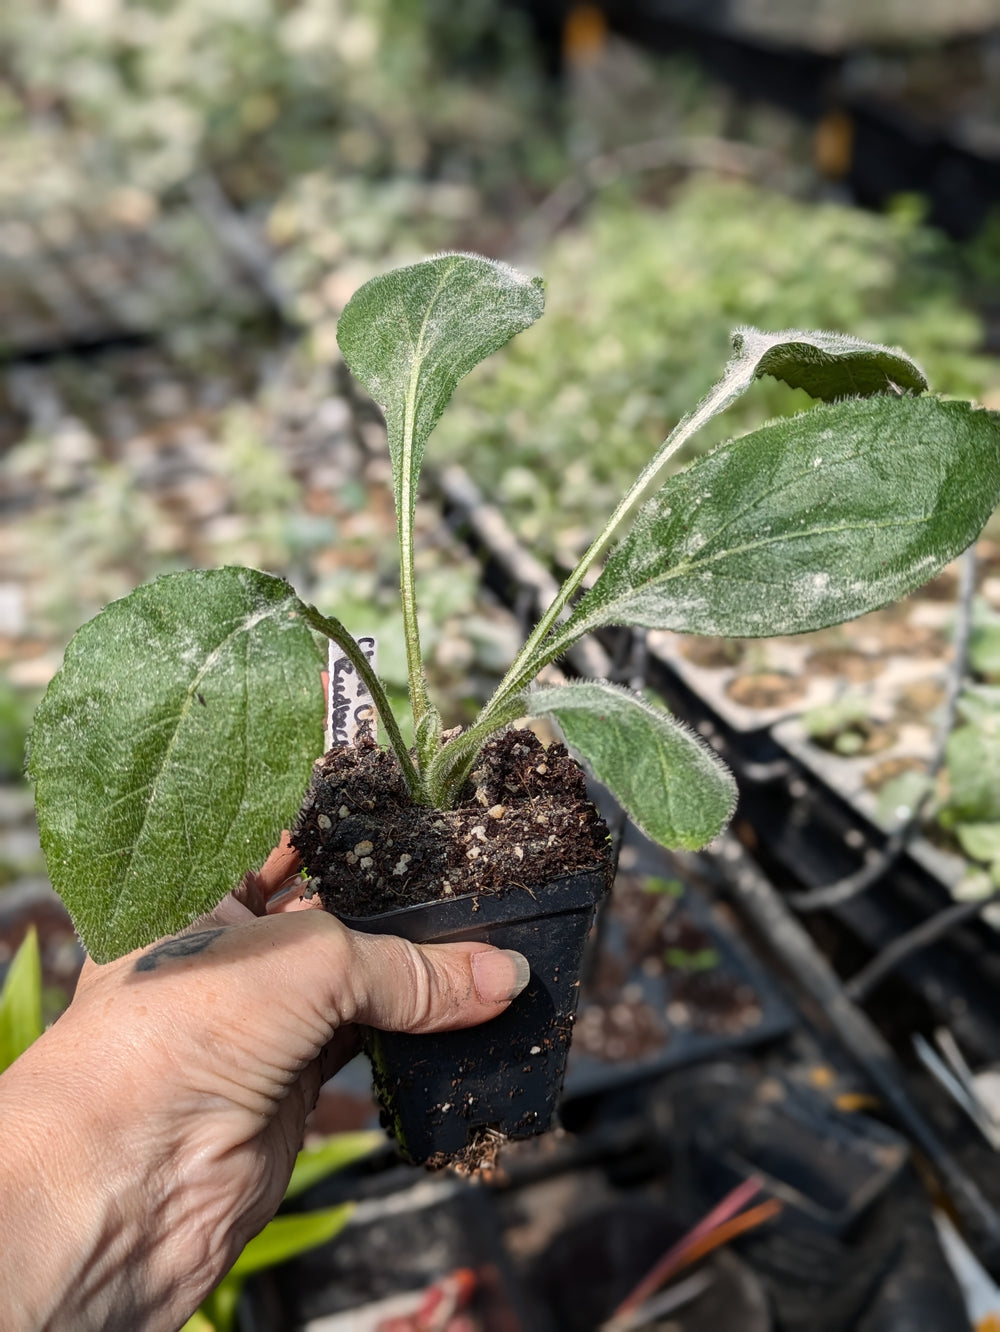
[135,928,226,972]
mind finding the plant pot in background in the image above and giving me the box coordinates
[338,867,610,1167]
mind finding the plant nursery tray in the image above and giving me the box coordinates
[437,465,1000,1060]
[0,207,266,363]
[772,713,971,898]
[732,753,1000,1063]
[564,857,794,1099]
[641,550,1000,921]
[611,623,1000,1064]
[658,1063,972,1332]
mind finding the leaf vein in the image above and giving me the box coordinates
[107,597,295,938]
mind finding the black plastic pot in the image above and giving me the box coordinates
[337,867,610,1165]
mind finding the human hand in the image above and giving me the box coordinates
[0,841,529,1332]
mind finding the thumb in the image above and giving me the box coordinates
[339,929,531,1035]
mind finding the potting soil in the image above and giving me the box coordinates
[292,728,612,916]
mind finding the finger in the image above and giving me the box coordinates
[255,833,302,895]
[132,912,530,1037]
[112,914,528,1055]
[340,931,531,1035]
[239,832,303,915]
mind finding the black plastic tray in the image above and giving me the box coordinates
[565,848,794,1098]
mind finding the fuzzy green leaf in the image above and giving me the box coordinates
[560,396,1000,641]
[29,568,323,963]
[337,253,544,728]
[733,326,927,400]
[0,929,43,1073]
[336,253,545,513]
[498,325,932,697]
[946,723,1000,824]
[954,823,1000,864]
[644,326,928,483]
[527,681,737,850]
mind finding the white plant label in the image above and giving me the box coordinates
[326,636,378,748]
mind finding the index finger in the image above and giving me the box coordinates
[240,832,325,916]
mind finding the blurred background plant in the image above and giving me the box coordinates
[0,0,553,201]
[432,182,995,565]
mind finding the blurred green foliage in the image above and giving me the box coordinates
[0,929,43,1074]
[6,0,1000,911]
[801,695,874,757]
[0,0,553,201]
[943,688,1000,826]
[938,687,1000,898]
[433,182,996,562]
[0,680,36,782]
[968,600,1000,682]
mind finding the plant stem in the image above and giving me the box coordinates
[475,406,710,724]
[301,603,426,804]
[398,447,428,731]
[425,694,530,808]
[397,289,444,734]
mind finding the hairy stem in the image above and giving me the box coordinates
[425,694,530,809]
[398,444,428,731]
[396,281,447,734]
[301,603,426,804]
[473,406,711,727]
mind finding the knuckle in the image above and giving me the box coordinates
[394,940,439,1031]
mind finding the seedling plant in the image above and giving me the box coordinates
[28,254,1000,962]
[938,686,1000,894]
